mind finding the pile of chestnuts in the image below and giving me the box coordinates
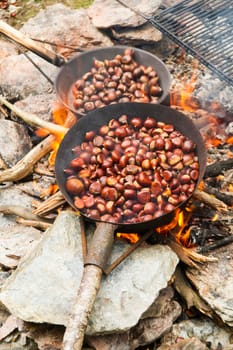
[64,114,199,224]
[72,48,163,113]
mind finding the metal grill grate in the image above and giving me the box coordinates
[149,0,233,86]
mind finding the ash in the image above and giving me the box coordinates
[194,71,233,113]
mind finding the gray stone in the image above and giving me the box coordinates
[0,212,179,335]
[160,317,233,349]
[186,243,233,327]
[111,23,162,45]
[0,52,58,100]
[87,287,182,350]
[158,338,209,350]
[0,186,37,209]
[87,0,162,28]
[21,4,112,55]
[0,186,42,268]
[15,176,57,199]
[0,222,41,269]
[89,243,179,335]
[0,120,32,166]
[14,94,56,122]
[0,39,19,60]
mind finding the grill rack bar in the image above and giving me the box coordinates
[149,0,233,86]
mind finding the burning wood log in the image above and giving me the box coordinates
[204,158,233,178]
[193,189,228,212]
[167,239,217,269]
[0,96,70,183]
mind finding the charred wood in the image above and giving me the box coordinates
[193,189,228,212]
[203,185,233,206]
[204,158,233,178]
[197,235,233,254]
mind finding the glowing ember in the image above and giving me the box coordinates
[40,184,59,198]
[227,136,233,145]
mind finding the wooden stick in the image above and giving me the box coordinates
[204,158,233,178]
[193,189,228,212]
[104,230,153,275]
[0,135,54,182]
[0,95,68,135]
[0,204,52,223]
[174,265,213,316]
[62,222,115,350]
[33,190,66,216]
[167,238,217,268]
[197,236,233,253]
[16,218,52,230]
[62,265,102,350]
[0,20,65,66]
[80,217,87,260]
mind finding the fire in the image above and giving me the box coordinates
[35,101,77,165]
[116,233,140,243]
[117,206,195,247]
[227,136,233,145]
[156,206,194,247]
[170,70,199,112]
[40,184,59,198]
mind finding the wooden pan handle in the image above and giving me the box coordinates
[0,20,65,67]
[62,222,116,350]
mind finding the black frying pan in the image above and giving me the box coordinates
[55,102,206,232]
[55,103,206,349]
[0,21,171,115]
[54,45,171,114]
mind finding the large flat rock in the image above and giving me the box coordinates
[0,212,179,335]
[21,4,113,54]
[186,243,233,327]
[88,0,162,28]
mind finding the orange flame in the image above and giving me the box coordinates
[227,136,233,145]
[40,184,59,198]
[35,101,77,166]
[170,72,200,112]
[116,233,140,243]
[155,206,194,247]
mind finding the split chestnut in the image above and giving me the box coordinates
[65,114,199,224]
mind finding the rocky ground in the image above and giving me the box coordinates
[0,1,233,350]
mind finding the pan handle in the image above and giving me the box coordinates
[0,20,65,67]
[62,222,117,350]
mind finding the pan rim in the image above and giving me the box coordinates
[55,102,206,231]
[54,45,172,115]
